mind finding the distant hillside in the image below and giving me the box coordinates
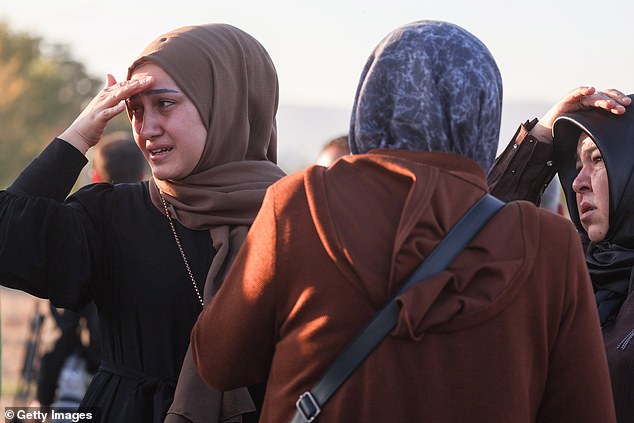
[275,101,551,173]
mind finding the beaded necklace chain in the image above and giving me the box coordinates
[158,192,205,308]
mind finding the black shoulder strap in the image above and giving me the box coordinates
[292,193,505,423]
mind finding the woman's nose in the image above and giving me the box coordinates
[572,166,591,194]
[138,111,162,140]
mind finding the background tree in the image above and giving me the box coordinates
[0,21,130,188]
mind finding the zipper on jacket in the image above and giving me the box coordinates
[617,328,634,351]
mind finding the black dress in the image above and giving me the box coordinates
[0,139,213,422]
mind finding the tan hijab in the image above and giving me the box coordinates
[127,24,286,422]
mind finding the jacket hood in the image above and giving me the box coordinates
[304,150,535,339]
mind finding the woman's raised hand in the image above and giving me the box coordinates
[58,74,153,154]
[531,86,632,142]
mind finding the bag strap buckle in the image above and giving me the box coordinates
[295,391,321,422]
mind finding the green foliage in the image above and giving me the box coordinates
[0,21,103,188]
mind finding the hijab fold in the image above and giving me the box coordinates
[586,242,634,325]
[128,23,285,422]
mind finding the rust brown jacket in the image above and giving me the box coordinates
[192,149,615,423]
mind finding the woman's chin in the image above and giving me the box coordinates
[586,226,608,243]
[151,168,179,181]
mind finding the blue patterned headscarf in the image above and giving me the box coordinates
[349,20,502,171]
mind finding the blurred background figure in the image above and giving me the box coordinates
[90,130,149,183]
[316,134,350,166]
[35,304,98,410]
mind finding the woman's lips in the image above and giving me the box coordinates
[149,146,174,161]
[578,202,596,222]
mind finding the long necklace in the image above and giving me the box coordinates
[158,192,205,308]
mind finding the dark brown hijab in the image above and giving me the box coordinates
[127,23,286,422]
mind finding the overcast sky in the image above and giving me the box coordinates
[2,0,633,111]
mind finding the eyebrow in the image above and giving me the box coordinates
[128,88,180,101]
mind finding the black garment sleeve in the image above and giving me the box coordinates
[8,138,88,199]
[0,139,97,310]
[488,119,557,205]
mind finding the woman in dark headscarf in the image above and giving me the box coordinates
[552,104,634,422]
[0,24,285,422]
[488,83,634,422]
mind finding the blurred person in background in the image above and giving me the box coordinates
[90,130,149,184]
[316,135,350,167]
